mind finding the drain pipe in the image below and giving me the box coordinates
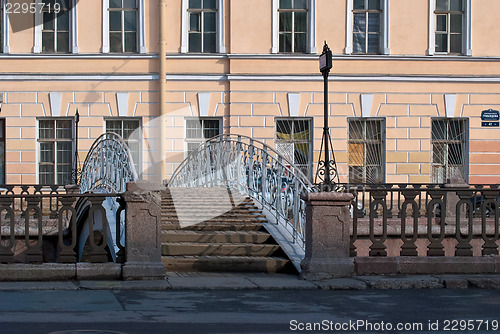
[159,0,167,182]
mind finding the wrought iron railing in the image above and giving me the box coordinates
[346,184,500,257]
[168,134,315,249]
[0,186,124,263]
[80,132,138,194]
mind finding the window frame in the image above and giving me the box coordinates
[428,0,472,56]
[274,117,313,179]
[181,0,225,54]
[37,117,74,185]
[40,0,71,53]
[34,0,77,54]
[104,117,142,173]
[345,0,389,55]
[184,117,223,155]
[102,0,146,54]
[352,0,382,54]
[278,0,308,54]
[347,117,386,184]
[430,117,469,183]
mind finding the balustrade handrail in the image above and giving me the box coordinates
[168,134,316,250]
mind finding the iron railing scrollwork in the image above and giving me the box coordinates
[168,134,315,249]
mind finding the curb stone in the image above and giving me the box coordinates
[357,275,444,289]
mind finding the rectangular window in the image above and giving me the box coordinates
[185,117,222,154]
[431,118,468,183]
[348,118,385,184]
[109,0,137,53]
[279,0,308,53]
[275,118,312,179]
[105,118,141,173]
[435,0,463,54]
[352,0,381,54]
[42,0,70,53]
[188,0,217,53]
[38,118,73,185]
[0,119,5,184]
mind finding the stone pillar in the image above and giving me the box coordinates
[300,192,354,280]
[444,176,468,226]
[121,181,166,280]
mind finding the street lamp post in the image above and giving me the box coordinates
[315,42,340,192]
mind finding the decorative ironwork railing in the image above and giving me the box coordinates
[168,134,315,249]
[346,183,500,257]
[80,132,138,194]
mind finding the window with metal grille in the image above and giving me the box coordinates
[38,118,73,185]
[431,118,468,183]
[435,0,463,54]
[348,118,385,184]
[279,0,308,53]
[188,0,217,53]
[185,118,222,154]
[109,0,137,53]
[275,118,312,179]
[352,0,381,54]
[105,118,141,173]
[42,0,70,53]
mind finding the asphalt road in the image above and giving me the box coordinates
[1,288,499,334]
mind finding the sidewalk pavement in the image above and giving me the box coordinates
[0,272,499,291]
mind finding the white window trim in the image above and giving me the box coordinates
[34,0,78,53]
[427,0,471,56]
[181,0,225,54]
[345,0,389,55]
[102,0,146,54]
[272,0,316,54]
[1,0,8,53]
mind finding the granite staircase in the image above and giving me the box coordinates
[161,187,295,273]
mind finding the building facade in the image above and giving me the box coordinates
[1,0,500,186]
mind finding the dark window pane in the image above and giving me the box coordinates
[366,121,381,140]
[203,32,216,53]
[57,10,69,30]
[42,32,55,52]
[367,33,379,53]
[40,143,54,163]
[353,33,366,53]
[432,120,446,139]
[124,32,137,52]
[279,33,292,52]
[276,120,292,136]
[109,0,121,8]
[353,0,365,10]
[294,12,307,33]
[204,12,216,32]
[40,120,55,139]
[57,164,72,185]
[56,120,72,138]
[435,33,447,52]
[368,0,380,10]
[436,14,447,32]
[450,33,462,53]
[448,143,463,165]
[349,121,363,140]
[43,12,54,30]
[39,165,55,184]
[279,12,292,32]
[279,0,292,9]
[109,11,122,31]
[448,120,464,140]
[436,0,449,11]
[190,13,200,31]
[189,32,202,52]
[110,32,123,52]
[367,13,380,33]
[123,0,136,8]
[189,0,202,9]
[203,0,216,9]
[349,166,364,183]
[203,120,220,138]
[294,0,307,9]
[294,32,306,53]
[450,14,462,33]
[58,0,70,9]
[450,0,462,11]
[124,11,137,31]
[353,13,366,33]
[57,142,72,163]
[57,32,69,52]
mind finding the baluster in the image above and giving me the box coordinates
[115,196,126,263]
[87,196,109,263]
[248,142,254,195]
[481,190,499,256]
[25,196,43,263]
[350,189,358,257]
[369,190,388,256]
[386,184,394,218]
[400,190,419,256]
[261,148,268,204]
[455,190,474,256]
[58,196,77,263]
[292,177,300,243]
[0,197,15,263]
[427,190,446,256]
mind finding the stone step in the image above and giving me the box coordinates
[162,230,272,244]
[161,222,265,231]
[162,242,281,257]
[162,255,293,273]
